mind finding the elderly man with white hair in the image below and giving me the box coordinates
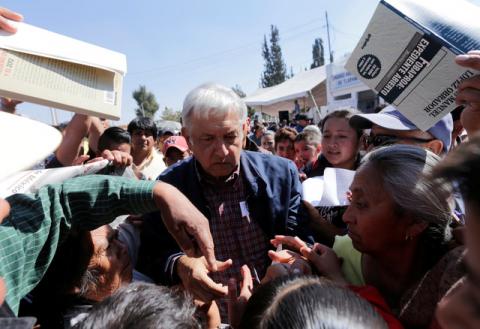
[138,83,305,320]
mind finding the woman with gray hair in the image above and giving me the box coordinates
[271,144,464,328]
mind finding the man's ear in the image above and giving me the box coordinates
[181,127,193,149]
[424,139,443,155]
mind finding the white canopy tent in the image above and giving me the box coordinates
[244,65,327,118]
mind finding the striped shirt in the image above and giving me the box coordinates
[0,175,156,314]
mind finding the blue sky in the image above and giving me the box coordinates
[3,0,480,125]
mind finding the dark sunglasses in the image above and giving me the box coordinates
[364,134,434,147]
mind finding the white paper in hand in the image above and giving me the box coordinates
[302,168,355,207]
[302,176,325,207]
[0,159,109,198]
[320,168,355,207]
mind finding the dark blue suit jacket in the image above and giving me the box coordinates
[137,151,308,284]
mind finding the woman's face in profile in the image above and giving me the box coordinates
[342,165,411,254]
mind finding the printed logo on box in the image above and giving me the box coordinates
[357,54,381,79]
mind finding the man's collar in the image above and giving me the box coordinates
[194,158,240,187]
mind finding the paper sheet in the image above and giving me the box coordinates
[0,160,109,198]
[302,168,355,207]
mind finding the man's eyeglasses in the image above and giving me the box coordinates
[364,134,434,148]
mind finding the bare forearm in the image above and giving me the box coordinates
[55,114,92,165]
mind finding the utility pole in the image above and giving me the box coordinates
[325,11,334,63]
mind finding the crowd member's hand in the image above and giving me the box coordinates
[72,150,133,167]
[0,7,23,33]
[71,154,91,166]
[99,149,132,167]
[267,235,312,278]
[228,265,253,329]
[300,243,347,285]
[455,51,480,135]
[267,249,312,275]
[270,234,309,251]
[154,183,217,269]
[176,255,232,303]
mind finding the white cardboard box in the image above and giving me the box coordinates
[345,0,480,130]
[0,21,127,120]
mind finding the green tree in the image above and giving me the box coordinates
[231,84,246,98]
[269,25,287,85]
[132,85,159,118]
[261,35,274,88]
[261,25,287,87]
[161,106,182,122]
[311,38,325,69]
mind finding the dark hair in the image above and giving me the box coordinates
[127,117,158,139]
[432,132,480,206]
[239,276,387,329]
[320,109,363,139]
[98,127,131,153]
[274,127,297,146]
[76,282,201,329]
[253,123,264,133]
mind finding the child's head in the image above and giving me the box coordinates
[320,109,363,169]
[274,127,297,161]
[294,130,321,167]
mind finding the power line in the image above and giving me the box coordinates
[129,17,325,76]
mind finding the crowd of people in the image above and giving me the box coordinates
[2,6,480,329]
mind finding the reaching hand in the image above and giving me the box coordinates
[270,234,309,251]
[154,182,218,270]
[99,149,133,167]
[176,256,232,303]
[228,265,253,329]
[267,249,312,275]
[300,243,347,285]
[0,7,23,33]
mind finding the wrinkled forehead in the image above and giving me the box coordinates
[190,109,244,133]
[351,164,386,198]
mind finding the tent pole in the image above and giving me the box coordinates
[308,90,321,123]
